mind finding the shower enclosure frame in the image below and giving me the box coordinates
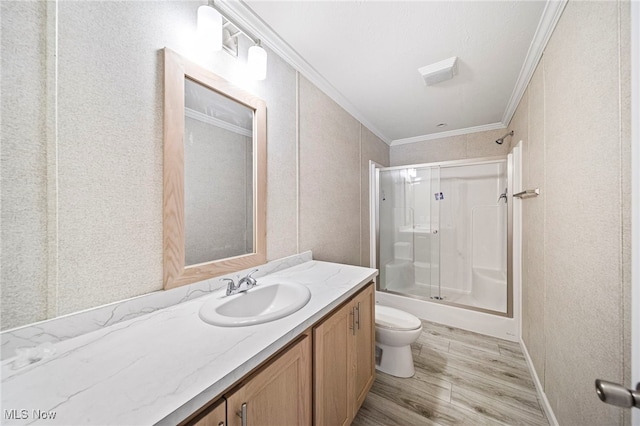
[370,156,513,318]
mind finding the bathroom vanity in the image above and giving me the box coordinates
[188,283,374,426]
[0,256,377,425]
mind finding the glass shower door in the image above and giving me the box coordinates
[376,158,511,316]
[378,168,412,294]
[377,165,440,300]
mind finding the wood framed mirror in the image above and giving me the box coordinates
[163,48,266,290]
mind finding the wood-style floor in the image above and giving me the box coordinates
[352,320,549,426]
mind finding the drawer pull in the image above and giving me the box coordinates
[237,402,247,426]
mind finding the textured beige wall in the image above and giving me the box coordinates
[618,4,632,419]
[523,63,547,387]
[1,2,389,330]
[259,48,298,262]
[55,2,168,316]
[390,127,511,166]
[1,1,49,328]
[298,76,390,267]
[299,76,361,265]
[507,1,631,425]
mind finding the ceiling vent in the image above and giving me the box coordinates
[418,57,458,86]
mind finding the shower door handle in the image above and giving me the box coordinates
[595,379,640,409]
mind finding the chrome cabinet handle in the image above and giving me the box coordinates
[350,308,356,336]
[237,402,247,426]
[355,302,361,330]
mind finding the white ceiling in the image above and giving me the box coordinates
[241,1,548,144]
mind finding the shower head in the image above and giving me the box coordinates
[495,130,514,145]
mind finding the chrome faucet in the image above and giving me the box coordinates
[222,270,259,296]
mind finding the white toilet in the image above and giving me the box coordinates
[374,305,423,378]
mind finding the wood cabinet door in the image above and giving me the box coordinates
[313,301,354,426]
[193,399,226,426]
[352,283,375,415]
[226,335,311,426]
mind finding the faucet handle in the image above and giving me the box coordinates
[221,278,237,296]
[247,269,259,285]
[241,270,259,289]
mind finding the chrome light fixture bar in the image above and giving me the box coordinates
[197,1,268,80]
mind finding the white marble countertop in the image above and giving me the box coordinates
[1,260,377,425]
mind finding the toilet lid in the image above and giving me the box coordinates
[375,305,422,331]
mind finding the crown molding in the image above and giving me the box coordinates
[216,0,391,145]
[501,0,568,127]
[391,122,506,146]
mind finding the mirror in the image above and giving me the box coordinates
[184,78,254,265]
[163,48,266,290]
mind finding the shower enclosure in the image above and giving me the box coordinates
[376,157,511,316]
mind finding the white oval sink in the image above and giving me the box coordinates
[199,282,311,327]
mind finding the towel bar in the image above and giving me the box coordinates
[513,188,540,199]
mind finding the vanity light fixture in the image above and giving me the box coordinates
[197,5,223,52]
[198,2,268,81]
[248,42,267,80]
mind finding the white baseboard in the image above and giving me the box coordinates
[520,339,559,426]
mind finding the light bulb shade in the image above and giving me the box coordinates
[197,5,222,52]
[248,45,267,80]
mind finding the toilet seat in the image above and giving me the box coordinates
[375,305,422,331]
